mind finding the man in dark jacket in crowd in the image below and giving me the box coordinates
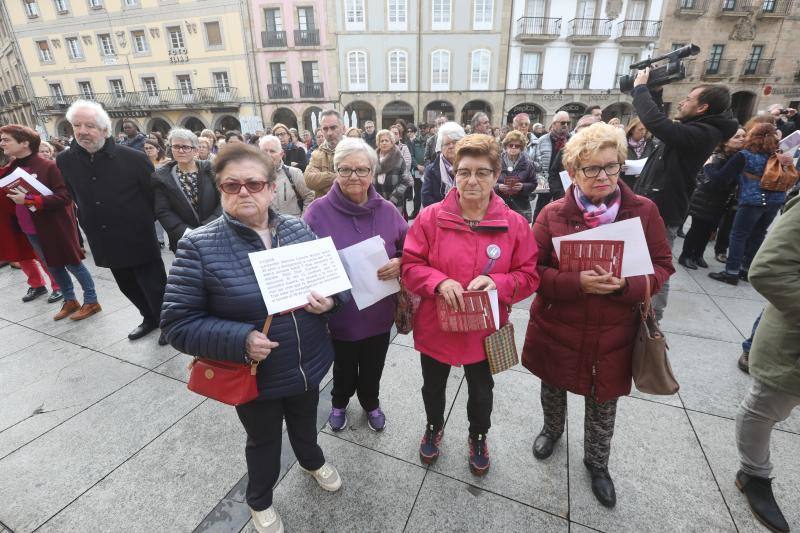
[768,104,800,139]
[118,120,147,152]
[57,100,167,344]
[631,68,739,321]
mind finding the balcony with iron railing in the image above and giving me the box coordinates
[299,81,324,99]
[261,30,287,48]
[758,0,795,16]
[567,73,591,90]
[614,20,661,43]
[676,0,710,14]
[294,29,320,46]
[741,58,774,77]
[719,0,756,14]
[519,73,543,89]
[515,17,562,42]
[2,85,32,110]
[701,59,737,78]
[267,83,292,99]
[567,18,612,42]
[31,87,241,114]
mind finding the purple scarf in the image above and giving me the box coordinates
[573,185,621,228]
[628,137,647,159]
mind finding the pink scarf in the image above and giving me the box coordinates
[628,137,647,159]
[573,185,621,228]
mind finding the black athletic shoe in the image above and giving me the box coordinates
[22,286,48,302]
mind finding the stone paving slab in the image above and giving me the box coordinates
[688,411,800,533]
[659,290,744,342]
[710,295,764,339]
[37,400,245,533]
[567,394,736,533]
[0,372,201,532]
[405,470,569,532]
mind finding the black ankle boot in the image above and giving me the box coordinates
[678,255,698,270]
[694,255,708,268]
[584,461,616,508]
[736,470,789,533]
[532,429,560,460]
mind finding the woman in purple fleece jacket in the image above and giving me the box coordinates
[304,137,408,433]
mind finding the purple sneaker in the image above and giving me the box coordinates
[366,408,386,431]
[328,407,347,431]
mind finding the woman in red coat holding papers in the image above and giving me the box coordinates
[402,134,539,476]
[521,123,674,508]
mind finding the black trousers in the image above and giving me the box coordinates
[715,207,736,255]
[331,332,390,411]
[681,217,717,259]
[235,388,325,511]
[110,258,167,326]
[412,177,422,214]
[420,354,494,436]
[532,193,552,224]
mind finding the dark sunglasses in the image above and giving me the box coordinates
[219,181,269,194]
[506,144,523,149]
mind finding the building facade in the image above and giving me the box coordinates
[0,5,37,130]
[249,0,338,133]
[656,0,800,123]
[333,0,512,129]
[505,0,665,126]
[6,0,259,138]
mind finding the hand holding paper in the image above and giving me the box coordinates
[623,158,648,176]
[338,236,400,310]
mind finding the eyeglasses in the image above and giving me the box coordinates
[336,167,371,178]
[170,145,195,152]
[578,163,622,179]
[455,168,495,181]
[219,180,269,194]
[555,121,571,126]
[506,144,522,149]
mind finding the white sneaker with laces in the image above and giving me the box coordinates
[250,505,284,533]
[303,462,342,492]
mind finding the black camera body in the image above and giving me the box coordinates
[619,44,700,93]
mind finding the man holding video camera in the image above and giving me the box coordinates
[631,68,739,321]
[768,104,799,139]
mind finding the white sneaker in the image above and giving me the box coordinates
[250,505,284,533]
[303,462,342,492]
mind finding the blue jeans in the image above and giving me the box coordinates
[27,234,97,304]
[742,311,763,354]
[725,204,781,275]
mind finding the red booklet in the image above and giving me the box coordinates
[503,176,520,194]
[0,176,38,196]
[559,240,624,278]
[435,291,498,333]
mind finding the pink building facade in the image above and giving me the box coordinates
[248,0,337,133]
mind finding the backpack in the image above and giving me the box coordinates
[748,153,799,192]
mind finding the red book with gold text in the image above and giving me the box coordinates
[435,291,498,333]
[559,240,624,278]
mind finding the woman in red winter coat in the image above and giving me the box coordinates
[402,134,539,476]
[521,123,674,508]
[1,125,101,321]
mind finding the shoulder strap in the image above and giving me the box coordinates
[262,315,273,335]
[642,275,652,316]
[283,168,303,199]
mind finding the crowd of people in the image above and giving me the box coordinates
[2,71,799,533]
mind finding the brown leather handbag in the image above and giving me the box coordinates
[632,276,679,395]
[745,153,799,192]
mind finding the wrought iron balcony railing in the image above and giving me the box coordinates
[261,30,287,48]
[515,17,561,41]
[267,83,292,99]
[567,73,591,90]
[614,20,662,41]
[519,73,543,89]
[567,18,612,39]
[702,59,737,78]
[31,87,240,114]
[741,58,774,77]
[299,81,324,98]
[294,29,320,46]
[676,0,710,14]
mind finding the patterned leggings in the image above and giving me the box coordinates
[540,381,618,469]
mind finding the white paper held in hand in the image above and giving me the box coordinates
[0,167,54,196]
[337,235,400,311]
[248,237,352,315]
[552,217,654,278]
[623,158,648,176]
[559,170,572,193]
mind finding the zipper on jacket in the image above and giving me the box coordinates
[591,364,597,400]
[290,311,309,391]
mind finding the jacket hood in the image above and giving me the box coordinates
[684,110,740,139]
[328,181,385,216]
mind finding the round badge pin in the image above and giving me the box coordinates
[487,244,501,260]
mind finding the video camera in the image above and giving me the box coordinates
[619,44,700,93]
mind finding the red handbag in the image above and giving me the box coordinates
[187,316,273,406]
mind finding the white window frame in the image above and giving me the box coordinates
[141,77,158,96]
[53,0,69,14]
[77,81,94,99]
[49,83,66,102]
[430,49,450,91]
[432,0,451,31]
[131,30,149,54]
[345,0,366,31]
[109,79,125,98]
[167,26,185,51]
[86,0,102,9]
[347,50,368,91]
[23,1,40,18]
[213,71,230,92]
[177,74,193,95]
[97,33,115,56]
[204,21,224,49]
[473,0,493,30]
[470,49,491,90]
[616,52,638,78]
[387,0,407,31]
[388,49,408,91]
[65,37,83,60]
[37,41,53,63]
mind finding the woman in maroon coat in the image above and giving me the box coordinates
[521,123,674,508]
[1,125,101,321]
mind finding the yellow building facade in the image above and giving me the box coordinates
[6,0,259,138]
[0,7,36,129]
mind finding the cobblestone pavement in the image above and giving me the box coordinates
[1,234,798,533]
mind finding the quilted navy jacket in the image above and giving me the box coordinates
[160,210,336,400]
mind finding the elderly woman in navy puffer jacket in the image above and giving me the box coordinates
[160,143,345,533]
